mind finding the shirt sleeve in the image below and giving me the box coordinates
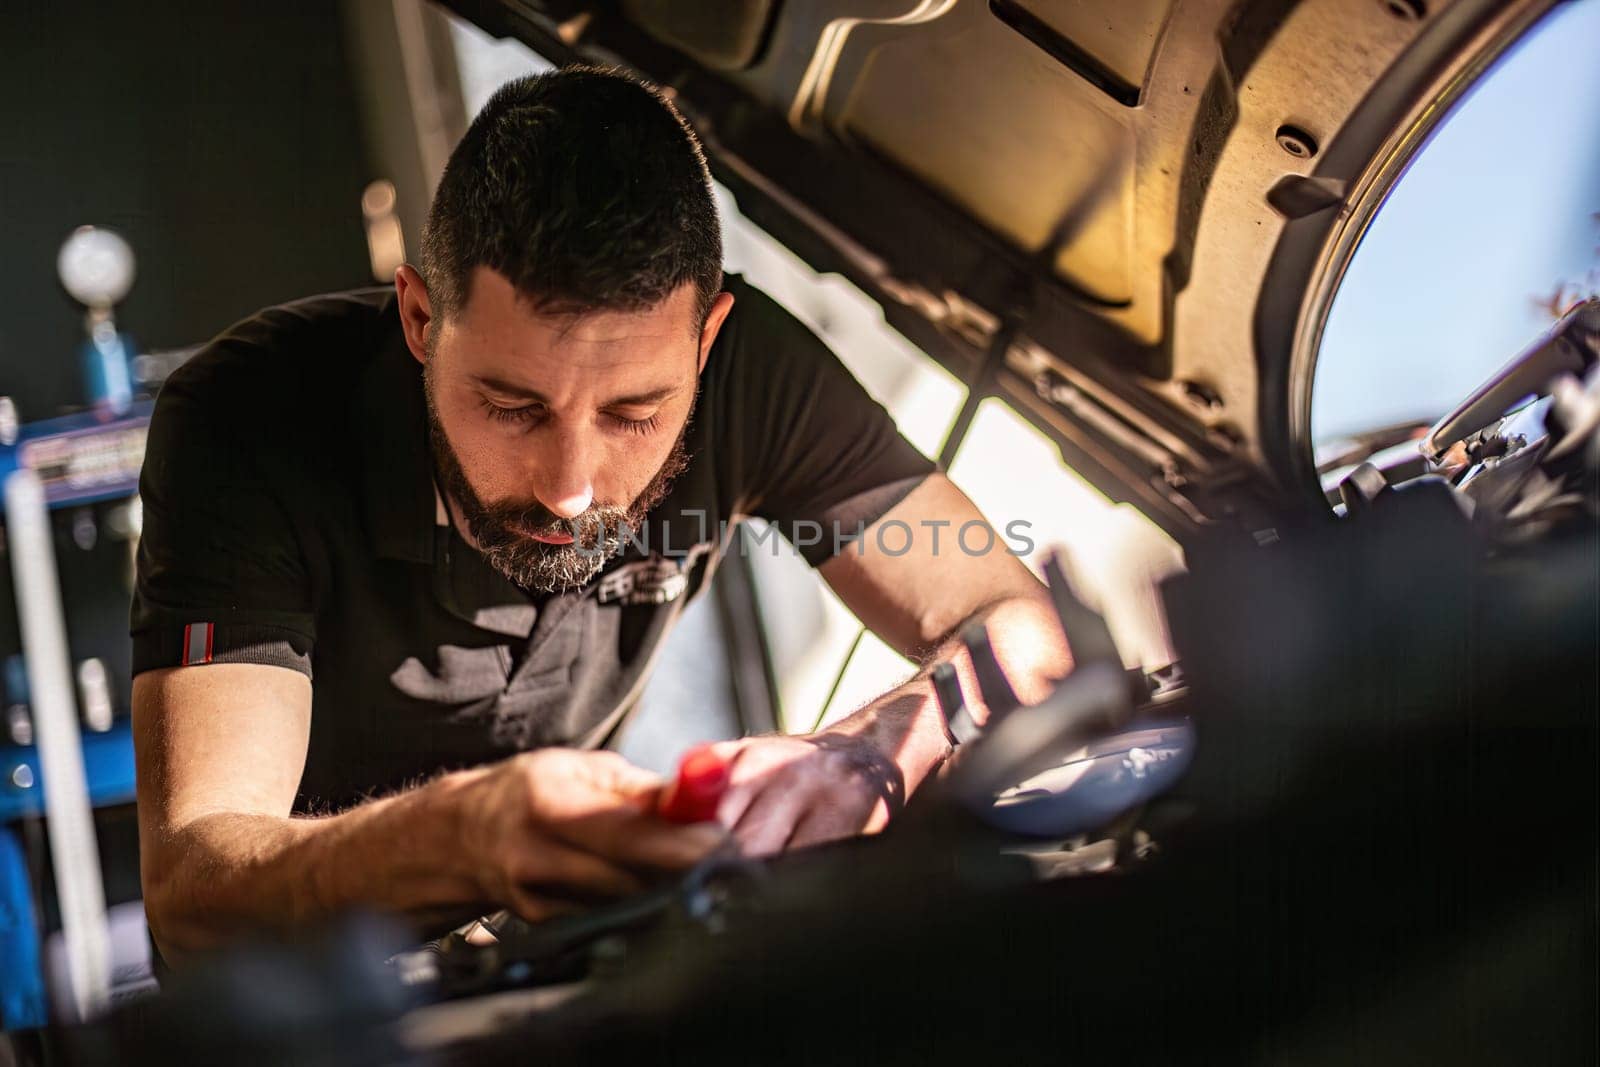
[715,278,936,566]
[130,349,317,677]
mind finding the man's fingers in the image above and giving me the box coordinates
[550,808,727,871]
[715,779,757,831]
[711,740,775,829]
[731,786,810,858]
[784,791,889,851]
[584,750,667,801]
[784,809,856,852]
[508,838,647,900]
[609,817,728,870]
[533,750,725,870]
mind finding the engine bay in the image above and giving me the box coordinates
[85,303,1599,1065]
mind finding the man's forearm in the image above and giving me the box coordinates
[822,591,1072,792]
[144,768,486,959]
[821,678,950,796]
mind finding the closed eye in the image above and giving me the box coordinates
[480,397,659,436]
[606,412,661,436]
[480,398,544,426]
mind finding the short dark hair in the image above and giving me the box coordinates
[419,66,723,326]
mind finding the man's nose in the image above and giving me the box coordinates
[534,429,595,519]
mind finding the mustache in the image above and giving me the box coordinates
[472,501,633,556]
[479,499,626,534]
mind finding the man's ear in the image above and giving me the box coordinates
[394,264,434,367]
[697,291,736,375]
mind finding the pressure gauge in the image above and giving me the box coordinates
[57,226,136,309]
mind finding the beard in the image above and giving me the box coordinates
[424,368,692,594]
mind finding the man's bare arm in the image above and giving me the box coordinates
[711,475,1072,854]
[818,475,1073,775]
[134,664,722,961]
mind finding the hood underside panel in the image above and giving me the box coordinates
[443,0,1554,540]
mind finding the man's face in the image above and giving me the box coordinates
[418,267,721,593]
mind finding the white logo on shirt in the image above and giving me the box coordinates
[595,545,713,606]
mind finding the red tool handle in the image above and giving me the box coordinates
[657,743,731,823]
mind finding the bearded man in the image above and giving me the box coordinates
[131,66,1068,962]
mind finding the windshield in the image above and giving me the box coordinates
[1310,0,1600,463]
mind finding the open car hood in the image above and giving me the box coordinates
[441,0,1557,539]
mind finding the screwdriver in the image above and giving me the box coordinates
[657,743,731,823]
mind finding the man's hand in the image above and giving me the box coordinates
[727,473,1073,863]
[454,749,726,921]
[710,733,906,856]
[136,665,723,955]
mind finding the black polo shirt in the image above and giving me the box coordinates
[130,276,933,811]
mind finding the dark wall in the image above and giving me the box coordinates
[0,1,375,421]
